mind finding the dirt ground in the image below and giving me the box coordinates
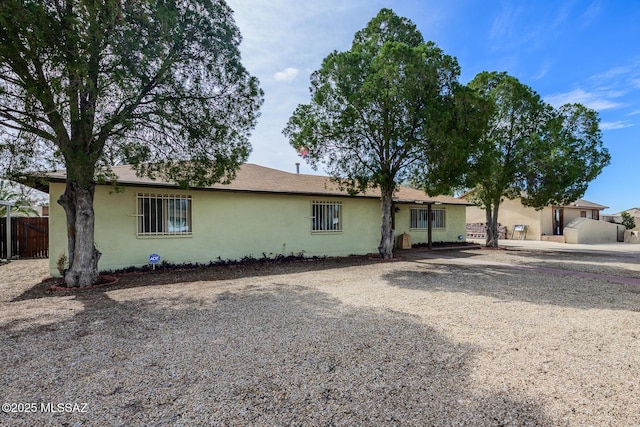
[5,255,375,302]
[1,247,639,426]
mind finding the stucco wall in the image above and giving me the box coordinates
[563,208,588,228]
[49,183,467,275]
[465,198,542,240]
[395,204,468,244]
[49,184,381,273]
[540,206,554,236]
[602,214,640,231]
[465,204,485,224]
[465,197,606,241]
[563,218,623,244]
[496,198,542,240]
[541,207,602,237]
[624,230,640,243]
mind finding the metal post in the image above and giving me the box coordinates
[5,205,11,259]
[427,203,433,250]
[1,201,15,259]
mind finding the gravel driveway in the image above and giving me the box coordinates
[1,248,639,426]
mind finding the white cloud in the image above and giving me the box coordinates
[589,62,640,93]
[590,65,634,81]
[490,4,520,41]
[579,2,601,28]
[274,67,300,82]
[544,88,622,111]
[600,121,633,131]
[531,61,550,81]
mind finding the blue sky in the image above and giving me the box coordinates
[226,0,640,214]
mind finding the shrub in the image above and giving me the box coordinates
[56,253,68,277]
[620,212,636,230]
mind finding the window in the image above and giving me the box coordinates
[311,201,342,232]
[410,208,445,230]
[137,194,192,236]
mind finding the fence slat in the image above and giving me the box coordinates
[0,217,48,259]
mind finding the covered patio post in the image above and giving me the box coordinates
[0,201,14,259]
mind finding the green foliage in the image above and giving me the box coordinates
[0,183,38,217]
[0,0,263,186]
[466,71,611,246]
[56,252,68,277]
[0,0,262,285]
[285,9,487,195]
[284,9,488,258]
[620,211,636,230]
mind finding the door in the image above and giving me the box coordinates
[553,208,564,235]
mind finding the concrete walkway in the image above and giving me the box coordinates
[416,250,640,287]
[469,238,640,254]
[415,239,640,287]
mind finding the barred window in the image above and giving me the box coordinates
[410,208,445,230]
[137,194,192,236]
[311,201,342,232]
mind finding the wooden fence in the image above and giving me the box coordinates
[0,217,49,259]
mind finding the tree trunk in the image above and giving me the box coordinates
[58,183,77,270]
[379,187,395,259]
[57,181,101,287]
[485,199,501,248]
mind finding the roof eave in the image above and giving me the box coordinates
[45,176,468,205]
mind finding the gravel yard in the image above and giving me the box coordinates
[1,247,639,426]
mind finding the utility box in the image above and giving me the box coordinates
[398,233,411,249]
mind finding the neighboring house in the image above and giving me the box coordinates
[43,164,471,274]
[461,191,608,242]
[601,208,640,231]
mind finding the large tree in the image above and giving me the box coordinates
[0,0,263,286]
[466,71,610,247]
[284,8,488,259]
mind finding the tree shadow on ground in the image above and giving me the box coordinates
[1,284,551,426]
[10,255,376,302]
[433,246,640,268]
[490,249,640,279]
[499,247,640,264]
[383,262,640,312]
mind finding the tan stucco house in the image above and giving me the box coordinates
[43,164,470,275]
[601,208,640,231]
[462,192,608,242]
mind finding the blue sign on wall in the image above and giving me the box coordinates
[149,253,161,264]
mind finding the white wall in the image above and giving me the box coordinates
[564,218,623,244]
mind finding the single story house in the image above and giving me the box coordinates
[461,191,608,242]
[601,208,640,231]
[44,164,471,274]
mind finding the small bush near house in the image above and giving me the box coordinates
[411,241,478,249]
[620,212,636,230]
[102,252,320,276]
[56,253,68,277]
